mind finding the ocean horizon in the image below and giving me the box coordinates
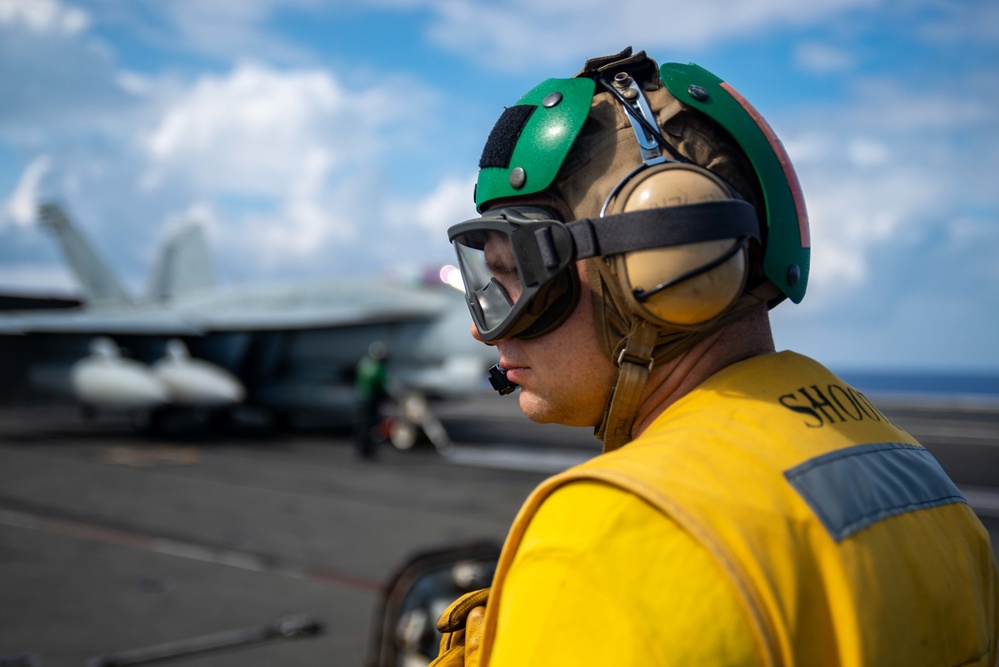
[835,368,999,402]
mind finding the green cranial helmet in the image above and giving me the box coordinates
[473,52,809,306]
[453,47,811,450]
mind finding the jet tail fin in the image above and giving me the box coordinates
[146,222,217,301]
[37,203,133,307]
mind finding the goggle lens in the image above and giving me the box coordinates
[448,207,575,341]
[453,232,523,331]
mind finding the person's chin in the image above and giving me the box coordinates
[517,391,557,424]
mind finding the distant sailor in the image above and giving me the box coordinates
[354,341,390,461]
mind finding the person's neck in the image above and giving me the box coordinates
[630,306,776,438]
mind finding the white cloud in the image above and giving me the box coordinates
[424,0,878,70]
[0,7,140,143]
[794,42,856,73]
[913,2,999,47]
[142,61,432,193]
[846,138,889,167]
[782,133,834,164]
[770,44,999,314]
[137,61,443,277]
[143,63,342,195]
[116,71,153,96]
[843,76,992,134]
[413,175,478,235]
[241,172,352,265]
[797,154,948,296]
[0,0,88,34]
[105,0,326,66]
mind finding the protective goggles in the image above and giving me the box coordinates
[448,206,579,341]
[448,199,759,342]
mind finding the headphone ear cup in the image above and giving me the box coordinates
[607,163,749,326]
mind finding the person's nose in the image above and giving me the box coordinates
[470,324,499,346]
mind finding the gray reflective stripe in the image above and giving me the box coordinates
[784,442,967,542]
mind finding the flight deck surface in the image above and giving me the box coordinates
[0,401,995,665]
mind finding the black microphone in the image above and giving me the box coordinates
[488,364,518,395]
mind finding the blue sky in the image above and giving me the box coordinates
[0,0,997,372]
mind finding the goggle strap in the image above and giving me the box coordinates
[534,227,561,269]
[567,200,759,259]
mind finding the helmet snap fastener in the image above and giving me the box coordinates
[688,84,709,102]
[613,72,633,88]
[509,167,527,189]
[542,92,563,108]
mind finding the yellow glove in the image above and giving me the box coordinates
[429,588,489,667]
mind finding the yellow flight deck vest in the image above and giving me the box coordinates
[478,352,999,666]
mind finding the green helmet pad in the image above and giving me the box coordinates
[475,77,595,210]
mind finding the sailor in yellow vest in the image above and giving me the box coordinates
[433,47,999,666]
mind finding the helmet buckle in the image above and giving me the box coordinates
[617,347,654,372]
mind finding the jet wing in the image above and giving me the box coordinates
[184,303,442,332]
[0,296,444,336]
[154,279,453,332]
[0,311,202,336]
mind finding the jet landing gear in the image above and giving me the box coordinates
[387,393,451,452]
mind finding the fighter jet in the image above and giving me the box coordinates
[0,203,497,432]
